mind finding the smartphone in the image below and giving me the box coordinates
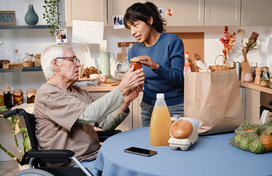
[124,147,157,157]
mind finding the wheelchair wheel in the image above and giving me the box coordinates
[13,169,54,176]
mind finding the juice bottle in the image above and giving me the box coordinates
[150,93,172,146]
[184,51,191,72]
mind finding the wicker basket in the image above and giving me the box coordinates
[209,55,234,72]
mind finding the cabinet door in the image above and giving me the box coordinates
[132,91,143,129]
[107,0,145,26]
[65,0,107,27]
[148,0,204,26]
[245,88,260,124]
[88,92,133,131]
[205,0,241,26]
[241,0,272,26]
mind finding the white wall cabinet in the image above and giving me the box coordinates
[241,0,272,26]
[205,0,241,26]
[65,0,107,27]
[107,0,145,26]
[147,0,204,26]
[245,88,260,124]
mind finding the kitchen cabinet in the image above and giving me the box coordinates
[65,0,107,27]
[132,91,143,129]
[245,88,260,124]
[205,0,241,26]
[107,0,145,26]
[88,92,133,131]
[147,0,204,26]
[241,0,272,26]
[108,0,204,26]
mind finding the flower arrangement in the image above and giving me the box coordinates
[237,29,259,54]
[220,26,236,63]
[0,115,31,163]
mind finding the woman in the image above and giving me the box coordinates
[34,45,144,174]
[124,2,184,127]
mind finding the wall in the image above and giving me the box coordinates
[1,0,272,161]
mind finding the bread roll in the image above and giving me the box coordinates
[171,120,193,139]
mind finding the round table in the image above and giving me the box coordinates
[95,127,272,176]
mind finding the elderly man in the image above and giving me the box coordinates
[34,45,144,175]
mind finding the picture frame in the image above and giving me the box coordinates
[0,11,16,25]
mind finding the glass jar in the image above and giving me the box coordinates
[0,88,4,106]
[261,67,270,87]
[22,53,33,68]
[4,86,13,109]
[130,58,142,71]
[13,89,24,106]
[26,88,36,104]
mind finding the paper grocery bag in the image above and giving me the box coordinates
[184,69,244,135]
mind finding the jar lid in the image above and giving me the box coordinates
[27,88,36,93]
[130,58,140,62]
[4,86,12,93]
[13,89,23,96]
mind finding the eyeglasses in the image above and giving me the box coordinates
[56,56,80,64]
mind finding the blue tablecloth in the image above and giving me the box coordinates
[95,127,272,176]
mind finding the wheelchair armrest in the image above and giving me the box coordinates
[26,149,75,164]
[97,130,122,142]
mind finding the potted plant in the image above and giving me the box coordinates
[43,0,60,36]
[0,114,31,167]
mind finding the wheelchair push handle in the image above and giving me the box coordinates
[3,108,27,119]
[3,109,18,119]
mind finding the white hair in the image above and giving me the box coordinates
[41,45,72,80]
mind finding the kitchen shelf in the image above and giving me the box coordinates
[0,25,48,29]
[0,67,42,73]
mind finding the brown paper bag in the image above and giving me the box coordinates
[184,69,244,135]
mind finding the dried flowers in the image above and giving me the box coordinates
[245,32,259,54]
[237,29,259,61]
[25,0,34,4]
[220,26,236,59]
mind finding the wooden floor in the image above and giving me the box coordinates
[0,160,19,176]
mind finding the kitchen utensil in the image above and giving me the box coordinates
[117,43,127,62]
[240,48,251,75]
[235,61,241,80]
[250,62,257,79]
[99,52,115,78]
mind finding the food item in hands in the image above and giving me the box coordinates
[130,58,142,71]
[171,120,193,139]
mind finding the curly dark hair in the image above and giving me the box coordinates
[124,2,166,33]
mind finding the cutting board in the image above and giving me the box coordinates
[117,43,127,62]
[240,48,251,74]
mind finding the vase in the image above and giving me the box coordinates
[24,4,39,25]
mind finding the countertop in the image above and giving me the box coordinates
[81,83,118,92]
[81,80,272,94]
[239,81,272,94]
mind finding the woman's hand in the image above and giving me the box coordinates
[117,66,145,96]
[135,55,159,70]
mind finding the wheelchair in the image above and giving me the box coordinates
[3,108,121,176]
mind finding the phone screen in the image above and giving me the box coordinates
[124,147,157,157]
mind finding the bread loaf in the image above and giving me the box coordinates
[171,120,193,139]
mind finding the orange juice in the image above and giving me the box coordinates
[150,94,172,146]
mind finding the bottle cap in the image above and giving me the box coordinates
[185,51,189,54]
[156,93,164,100]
